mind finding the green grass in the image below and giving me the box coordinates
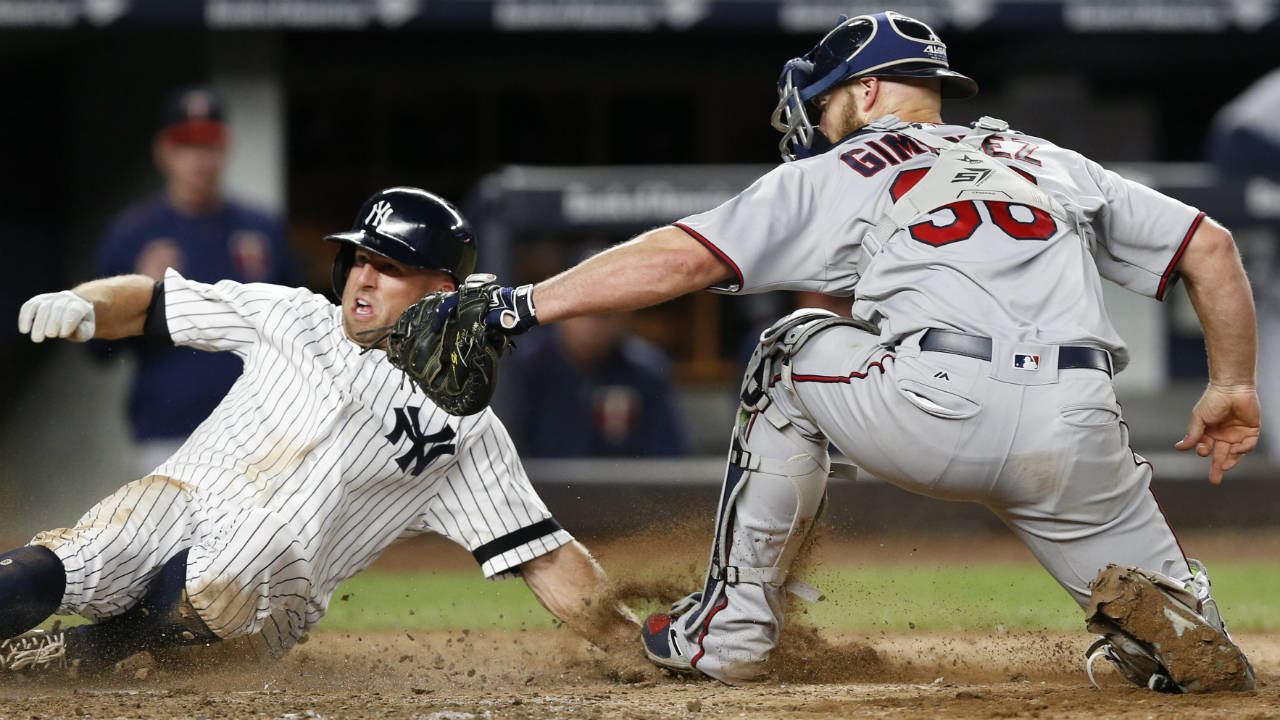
[796,563,1277,631]
[315,562,1280,634]
[44,562,1280,634]
[317,571,557,632]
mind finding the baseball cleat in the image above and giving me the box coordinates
[0,629,69,674]
[1085,635,1176,692]
[1085,563,1255,693]
[641,611,697,673]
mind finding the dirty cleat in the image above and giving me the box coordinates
[640,593,702,674]
[1,629,69,673]
[1085,563,1255,693]
[641,613,695,673]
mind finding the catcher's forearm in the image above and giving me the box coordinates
[532,226,732,324]
[72,274,156,340]
[1176,217,1257,389]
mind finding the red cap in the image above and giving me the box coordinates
[158,87,228,146]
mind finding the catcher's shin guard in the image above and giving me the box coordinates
[674,419,829,681]
[664,309,860,683]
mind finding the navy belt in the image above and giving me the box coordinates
[919,329,1113,377]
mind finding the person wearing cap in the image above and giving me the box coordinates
[94,86,295,476]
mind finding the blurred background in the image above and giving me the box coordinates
[2,0,1278,543]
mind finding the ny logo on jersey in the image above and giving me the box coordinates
[365,200,395,230]
[386,405,456,475]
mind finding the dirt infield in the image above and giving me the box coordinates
[1,629,1277,719]
[3,529,1276,718]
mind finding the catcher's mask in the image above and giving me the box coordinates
[770,11,978,162]
[325,186,478,300]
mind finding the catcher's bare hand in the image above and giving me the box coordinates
[18,290,96,343]
[1174,383,1260,485]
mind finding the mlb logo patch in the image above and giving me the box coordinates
[1012,353,1040,370]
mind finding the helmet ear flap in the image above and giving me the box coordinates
[331,244,356,301]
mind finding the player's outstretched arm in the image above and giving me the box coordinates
[519,541,640,653]
[1171,217,1260,484]
[532,226,733,325]
[17,274,155,343]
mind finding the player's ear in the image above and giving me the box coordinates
[857,77,879,111]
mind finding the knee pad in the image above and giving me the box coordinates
[0,545,66,639]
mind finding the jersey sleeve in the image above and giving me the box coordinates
[419,410,572,579]
[1083,159,1205,300]
[163,268,314,356]
[674,162,834,294]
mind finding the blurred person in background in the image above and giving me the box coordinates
[94,86,295,476]
[511,308,688,458]
[1208,68,1280,463]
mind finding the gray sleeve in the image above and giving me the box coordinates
[1084,160,1205,301]
[674,163,835,294]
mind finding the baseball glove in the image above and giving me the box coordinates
[385,276,514,416]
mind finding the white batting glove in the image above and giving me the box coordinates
[17,290,96,343]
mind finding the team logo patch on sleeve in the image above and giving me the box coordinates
[1012,353,1040,370]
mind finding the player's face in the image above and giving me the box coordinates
[341,249,454,347]
[156,139,226,208]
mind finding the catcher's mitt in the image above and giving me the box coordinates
[385,275,514,416]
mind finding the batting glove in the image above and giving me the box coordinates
[18,290,96,343]
[484,283,538,335]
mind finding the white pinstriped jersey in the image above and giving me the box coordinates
[35,269,569,657]
[675,116,1204,372]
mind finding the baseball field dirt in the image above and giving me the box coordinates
[1,529,1276,719]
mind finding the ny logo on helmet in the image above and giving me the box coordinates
[366,200,394,230]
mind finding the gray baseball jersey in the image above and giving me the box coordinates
[659,116,1213,682]
[675,116,1203,372]
[33,269,570,658]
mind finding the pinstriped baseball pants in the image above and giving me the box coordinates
[32,475,311,659]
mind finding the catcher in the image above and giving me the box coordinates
[389,12,1258,693]
[3,186,637,674]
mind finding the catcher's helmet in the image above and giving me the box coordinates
[325,187,477,298]
[771,11,978,161]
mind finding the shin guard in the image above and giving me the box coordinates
[676,424,829,682]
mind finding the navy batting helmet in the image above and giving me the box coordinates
[771,11,978,161]
[325,187,478,299]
